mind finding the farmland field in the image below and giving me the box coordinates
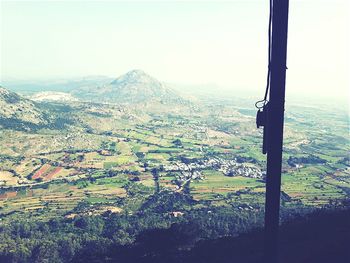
[0,96,349,225]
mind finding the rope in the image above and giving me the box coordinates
[255,0,273,110]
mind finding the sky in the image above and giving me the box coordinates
[0,0,349,101]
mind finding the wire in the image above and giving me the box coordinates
[255,0,273,110]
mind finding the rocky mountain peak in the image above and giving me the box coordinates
[110,69,161,86]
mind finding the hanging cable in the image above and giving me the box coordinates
[255,0,273,109]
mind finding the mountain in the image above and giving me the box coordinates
[0,87,75,131]
[0,86,48,129]
[72,70,187,104]
[2,76,113,95]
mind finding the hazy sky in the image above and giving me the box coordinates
[0,0,349,100]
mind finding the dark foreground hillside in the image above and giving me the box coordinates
[1,208,349,263]
[184,209,350,263]
[71,209,350,263]
[0,190,349,263]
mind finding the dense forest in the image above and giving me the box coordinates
[1,191,349,263]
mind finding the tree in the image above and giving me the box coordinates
[173,139,183,147]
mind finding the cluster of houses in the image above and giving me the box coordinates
[174,170,204,186]
[216,159,263,178]
[164,156,264,183]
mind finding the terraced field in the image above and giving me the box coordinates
[0,100,349,223]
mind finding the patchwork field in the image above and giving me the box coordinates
[0,100,349,223]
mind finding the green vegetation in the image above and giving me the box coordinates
[0,87,349,262]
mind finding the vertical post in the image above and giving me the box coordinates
[264,0,289,263]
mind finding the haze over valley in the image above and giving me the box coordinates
[0,1,349,262]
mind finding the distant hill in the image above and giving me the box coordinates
[0,86,48,129]
[1,76,113,95]
[72,70,188,104]
[0,87,73,131]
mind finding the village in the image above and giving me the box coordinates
[164,156,264,185]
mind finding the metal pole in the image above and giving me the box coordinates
[264,0,289,262]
